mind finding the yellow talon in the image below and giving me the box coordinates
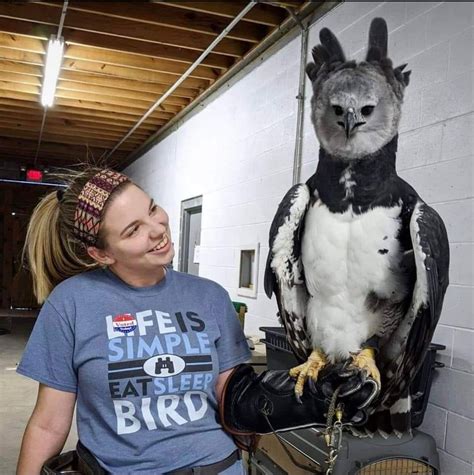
[351,348,381,388]
[289,349,328,398]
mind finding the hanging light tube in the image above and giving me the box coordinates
[41,35,64,107]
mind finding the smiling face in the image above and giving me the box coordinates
[311,64,402,159]
[89,183,174,286]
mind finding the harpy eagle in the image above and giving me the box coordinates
[264,18,450,435]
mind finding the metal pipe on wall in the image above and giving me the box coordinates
[292,21,309,186]
[272,2,310,186]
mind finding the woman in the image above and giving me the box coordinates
[16,168,377,474]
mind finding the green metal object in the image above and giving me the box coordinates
[232,301,247,329]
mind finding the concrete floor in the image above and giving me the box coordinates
[0,318,78,475]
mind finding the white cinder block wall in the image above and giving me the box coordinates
[126,2,473,472]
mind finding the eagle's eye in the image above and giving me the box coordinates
[332,105,344,116]
[361,105,375,117]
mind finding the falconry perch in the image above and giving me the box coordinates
[264,18,450,435]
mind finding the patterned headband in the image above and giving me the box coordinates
[73,169,129,246]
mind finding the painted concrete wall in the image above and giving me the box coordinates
[126,3,473,472]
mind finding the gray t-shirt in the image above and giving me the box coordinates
[17,268,251,474]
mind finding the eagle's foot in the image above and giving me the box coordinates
[350,348,381,388]
[289,349,327,400]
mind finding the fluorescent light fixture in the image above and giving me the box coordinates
[41,36,64,107]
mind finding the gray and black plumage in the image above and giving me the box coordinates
[264,18,449,435]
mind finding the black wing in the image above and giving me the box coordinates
[379,200,449,408]
[264,184,312,363]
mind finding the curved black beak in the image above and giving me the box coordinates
[344,109,357,139]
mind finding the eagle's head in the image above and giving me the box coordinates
[307,18,411,159]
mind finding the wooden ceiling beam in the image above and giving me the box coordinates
[0,97,169,130]
[0,106,164,132]
[45,128,144,147]
[159,2,286,27]
[0,90,173,120]
[64,44,218,81]
[61,58,209,91]
[56,80,191,108]
[0,126,137,151]
[0,17,233,70]
[60,70,197,99]
[0,137,123,160]
[0,117,150,143]
[52,2,267,43]
[0,98,172,124]
[0,47,210,90]
[0,3,248,58]
[0,108,161,133]
[0,80,40,95]
[0,59,41,77]
[0,128,144,151]
[0,121,153,145]
[0,80,183,115]
[57,70,197,99]
[65,28,235,70]
[65,29,234,70]
[0,30,46,53]
[0,71,41,87]
[0,126,127,150]
[0,114,152,139]
[0,81,159,113]
[56,89,182,114]
[2,117,150,141]
[0,32,217,83]
[0,73,191,107]
[0,46,43,65]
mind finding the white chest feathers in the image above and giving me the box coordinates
[301,201,407,361]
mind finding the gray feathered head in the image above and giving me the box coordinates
[307,18,411,159]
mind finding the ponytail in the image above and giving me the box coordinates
[24,191,97,304]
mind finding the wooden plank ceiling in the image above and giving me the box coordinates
[0,1,308,171]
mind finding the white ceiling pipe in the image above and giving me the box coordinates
[122,1,332,168]
[106,1,257,160]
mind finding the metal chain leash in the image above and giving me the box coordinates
[323,386,344,475]
[260,403,321,474]
[260,384,348,475]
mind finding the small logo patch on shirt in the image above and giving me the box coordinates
[112,314,137,334]
[143,354,186,377]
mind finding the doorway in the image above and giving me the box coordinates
[179,196,202,276]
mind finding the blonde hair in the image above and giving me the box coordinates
[23,167,129,303]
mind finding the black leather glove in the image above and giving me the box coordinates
[316,363,380,424]
[219,363,379,438]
